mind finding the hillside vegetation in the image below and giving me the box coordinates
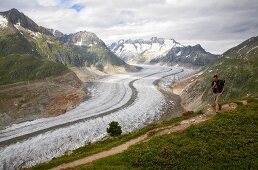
[0,54,68,85]
[202,36,258,101]
[74,99,258,170]
[0,8,130,85]
[179,36,258,110]
[32,111,203,170]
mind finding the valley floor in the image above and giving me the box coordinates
[0,64,194,169]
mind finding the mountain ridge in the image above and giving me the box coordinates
[0,8,52,36]
[109,37,218,66]
[0,8,131,85]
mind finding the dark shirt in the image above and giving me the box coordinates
[211,80,225,93]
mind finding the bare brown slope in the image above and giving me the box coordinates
[0,72,86,129]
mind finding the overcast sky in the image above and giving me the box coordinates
[0,0,258,54]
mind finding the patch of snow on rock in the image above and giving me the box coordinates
[0,15,8,28]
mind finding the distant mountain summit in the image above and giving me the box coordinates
[151,44,218,66]
[109,37,182,62]
[109,37,218,66]
[55,30,130,70]
[0,8,52,35]
[60,31,106,47]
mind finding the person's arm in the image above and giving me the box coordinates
[211,82,216,90]
[220,86,225,94]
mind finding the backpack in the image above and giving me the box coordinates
[212,80,225,93]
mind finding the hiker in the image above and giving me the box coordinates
[211,75,225,112]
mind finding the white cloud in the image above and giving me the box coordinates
[37,0,59,7]
[0,0,258,53]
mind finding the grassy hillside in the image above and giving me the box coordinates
[0,31,36,56]
[30,34,83,67]
[87,47,126,71]
[0,54,68,85]
[180,36,258,109]
[0,8,130,85]
[74,99,258,169]
[0,12,84,84]
[201,36,258,102]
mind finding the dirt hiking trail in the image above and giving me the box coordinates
[50,101,244,170]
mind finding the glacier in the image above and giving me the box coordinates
[0,65,194,170]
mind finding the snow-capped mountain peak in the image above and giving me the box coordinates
[0,8,52,36]
[61,31,106,48]
[108,37,183,62]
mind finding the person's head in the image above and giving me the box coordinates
[213,75,219,81]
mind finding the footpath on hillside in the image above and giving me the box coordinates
[50,100,246,170]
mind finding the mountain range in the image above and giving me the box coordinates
[109,37,218,66]
[0,8,130,85]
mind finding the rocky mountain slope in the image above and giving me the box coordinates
[175,36,258,110]
[150,44,218,66]
[0,8,83,85]
[57,31,133,72]
[0,8,130,128]
[109,37,218,66]
[0,8,130,85]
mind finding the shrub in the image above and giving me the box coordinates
[195,110,204,115]
[182,111,194,116]
[107,121,122,137]
[96,63,104,71]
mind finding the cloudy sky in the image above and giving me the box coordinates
[0,0,258,54]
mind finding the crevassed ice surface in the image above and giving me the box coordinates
[0,65,194,170]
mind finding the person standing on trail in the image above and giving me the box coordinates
[211,75,225,112]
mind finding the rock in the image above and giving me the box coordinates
[64,150,73,155]
[180,120,189,124]
[190,119,196,123]
[221,103,238,111]
[240,100,248,105]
